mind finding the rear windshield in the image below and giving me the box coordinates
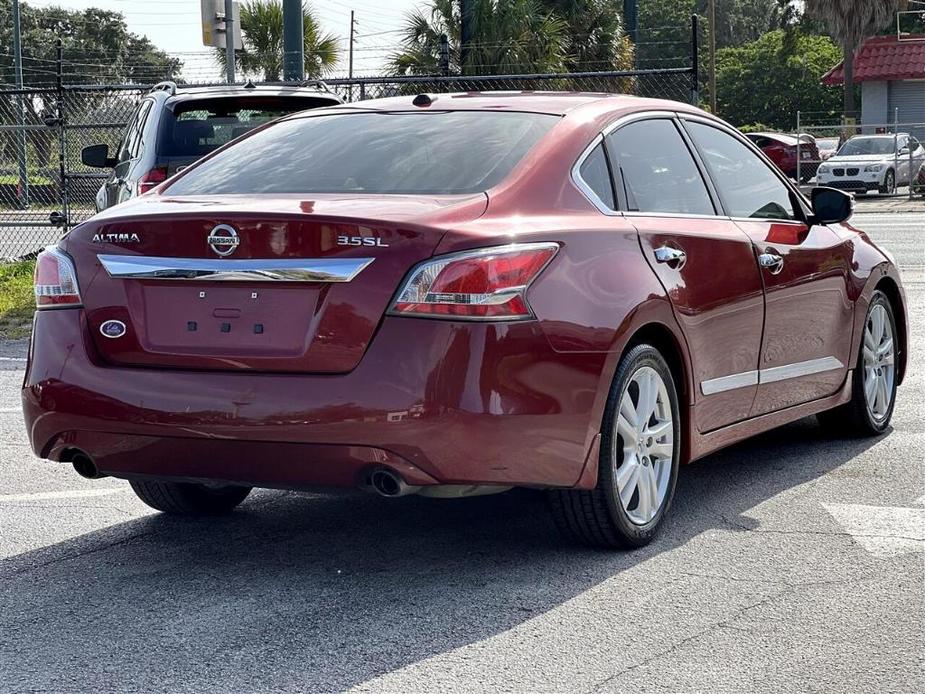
[164,110,559,196]
[157,95,336,159]
[837,137,897,156]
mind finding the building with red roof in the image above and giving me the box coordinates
[821,34,925,131]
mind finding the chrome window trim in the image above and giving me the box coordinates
[571,110,679,216]
[97,255,374,282]
[700,356,846,395]
[570,133,620,216]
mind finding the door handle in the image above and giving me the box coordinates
[653,246,686,269]
[758,252,784,275]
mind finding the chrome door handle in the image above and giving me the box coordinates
[758,252,784,274]
[654,246,686,269]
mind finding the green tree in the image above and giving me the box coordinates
[540,1,634,71]
[389,0,571,75]
[0,0,181,87]
[804,0,903,115]
[214,0,339,81]
[714,29,843,129]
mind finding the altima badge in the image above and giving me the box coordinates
[208,224,240,256]
[92,233,140,244]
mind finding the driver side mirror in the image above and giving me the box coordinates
[81,143,116,168]
[899,146,910,155]
[810,186,853,225]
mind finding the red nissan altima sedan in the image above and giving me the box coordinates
[22,93,907,549]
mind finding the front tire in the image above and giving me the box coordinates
[549,344,680,549]
[130,479,252,515]
[879,169,896,195]
[819,290,897,436]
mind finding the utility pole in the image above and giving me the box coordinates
[283,0,304,81]
[12,0,29,208]
[224,0,235,83]
[623,0,638,43]
[348,10,356,80]
[460,0,473,73]
[708,0,717,114]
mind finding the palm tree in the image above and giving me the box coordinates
[541,0,634,72]
[214,0,339,81]
[805,0,903,115]
[388,0,571,76]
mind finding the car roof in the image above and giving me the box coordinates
[162,84,341,105]
[748,132,799,145]
[848,133,907,139]
[323,91,681,117]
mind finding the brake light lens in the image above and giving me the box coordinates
[138,167,168,194]
[34,246,82,308]
[390,243,558,320]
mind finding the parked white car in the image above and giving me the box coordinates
[816,133,925,194]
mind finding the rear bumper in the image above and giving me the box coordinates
[22,310,607,490]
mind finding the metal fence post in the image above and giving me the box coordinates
[12,0,29,209]
[55,39,70,232]
[796,110,801,184]
[893,107,899,197]
[690,14,700,106]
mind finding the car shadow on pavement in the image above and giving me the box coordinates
[0,416,883,692]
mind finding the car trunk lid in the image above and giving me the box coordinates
[66,194,487,373]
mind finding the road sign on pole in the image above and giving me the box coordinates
[201,1,243,51]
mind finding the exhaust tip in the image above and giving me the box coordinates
[71,453,104,480]
[369,469,419,498]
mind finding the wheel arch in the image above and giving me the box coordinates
[874,275,908,385]
[624,321,693,464]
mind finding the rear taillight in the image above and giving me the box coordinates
[138,167,168,194]
[34,246,81,308]
[389,243,558,320]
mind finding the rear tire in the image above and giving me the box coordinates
[549,344,680,549]
[129,479,251,515]
[818,290,897,436]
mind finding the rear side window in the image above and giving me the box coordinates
[158,96,337,159]
[685,121,796,221]
[606,119,714,216]
[165,111,558,196]
[577,142,615,210]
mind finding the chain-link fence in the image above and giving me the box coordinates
[1,37,697,261]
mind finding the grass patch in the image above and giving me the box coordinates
[0,260,35,339]
[0,174,53,185]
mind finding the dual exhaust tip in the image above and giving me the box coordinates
[69,451,106,480]
[368,468,420,497]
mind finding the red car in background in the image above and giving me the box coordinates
[23,93,907,549]
[744,132,820,181]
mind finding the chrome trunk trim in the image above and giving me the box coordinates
[97,255,374,282]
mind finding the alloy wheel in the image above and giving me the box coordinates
[614,366,674,525]
[862,303,895,422]
[884,170,896,194]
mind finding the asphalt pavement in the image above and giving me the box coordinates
[0,212,923,693]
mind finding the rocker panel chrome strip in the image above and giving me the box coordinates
[701,357,845,395]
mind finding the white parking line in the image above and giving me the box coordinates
[0,408,22,413]
[0,488,126,503]
[824,502,925,557]
[0,356,26,362]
